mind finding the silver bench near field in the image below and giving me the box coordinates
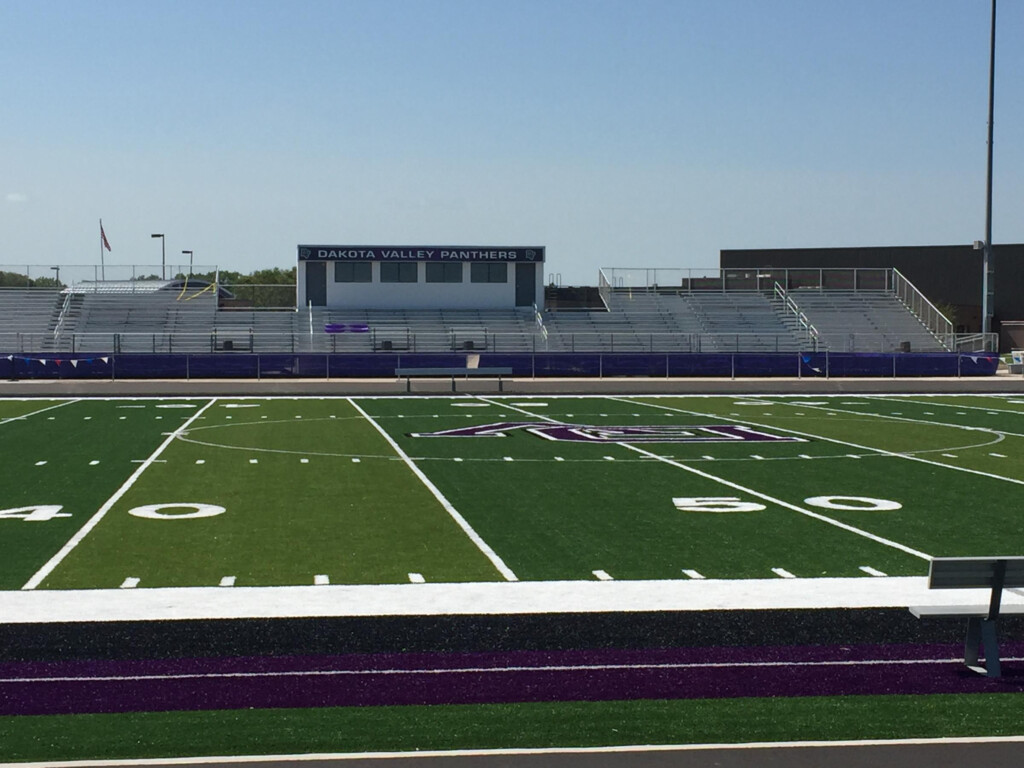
[910,556,1024,678]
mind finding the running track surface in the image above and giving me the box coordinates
[4,643,1024,716]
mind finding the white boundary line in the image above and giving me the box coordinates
[478,397,932,562]
[7,735,1024,767]
[21,399,219,591]
[0,398,79,426]
[346,397,518,582]
[1,653,994,684]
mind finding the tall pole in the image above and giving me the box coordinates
[151,233,166,280]
[982,0,996,337]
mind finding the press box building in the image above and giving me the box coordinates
[297,245,545,310]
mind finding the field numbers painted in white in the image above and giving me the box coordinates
[128,503,226,520]
[672,497,767,513]
[673,495,901,514]
[804,496,902,512]
[0,505,71,522]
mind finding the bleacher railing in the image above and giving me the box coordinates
[891,267,954,351]
[0,330,991,356]
[601,267,896,292]
[772,282,820,349]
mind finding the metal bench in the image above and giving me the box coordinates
[909,556,1024,677]
[394,367,513,392]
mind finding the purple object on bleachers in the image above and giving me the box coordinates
[325,323,370,333]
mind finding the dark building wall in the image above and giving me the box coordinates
[721,244,1024,333]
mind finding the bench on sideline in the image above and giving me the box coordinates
[394,366,513,392]
[909,556,1024,677]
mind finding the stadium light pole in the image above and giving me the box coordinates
[151,233,166,280]
[50,265,60,287]
[182,250,193,278]
[981,0,996,338]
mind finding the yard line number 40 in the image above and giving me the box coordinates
[672,496,902,513]
[0,503,226,522]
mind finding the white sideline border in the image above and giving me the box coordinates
[2,576,1023,624]
[6,736,1024,768]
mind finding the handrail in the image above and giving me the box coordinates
[892,267,954,350]
[773,282,820,348]
[52,290,72,342]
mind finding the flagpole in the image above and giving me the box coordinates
[99,219,106,281]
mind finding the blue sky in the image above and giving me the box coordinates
[2,0,1021,285]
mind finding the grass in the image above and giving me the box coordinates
[3,693,1024,762]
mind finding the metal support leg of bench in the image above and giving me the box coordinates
[965,617,1001,677]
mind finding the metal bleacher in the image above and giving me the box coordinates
[0,266,969,356]
[784,288,948,353]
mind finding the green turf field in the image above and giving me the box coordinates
[5,393,1024,592]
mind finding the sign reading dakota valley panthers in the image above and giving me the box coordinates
[297,245,545,262]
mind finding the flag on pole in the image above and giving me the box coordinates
[100,220,112,252]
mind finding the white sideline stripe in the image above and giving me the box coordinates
[772,568,797,579]
[2,654,1003,684]
[3,576,1023,623]
[482,396,933,563]
[119,578,139,589]
[347,397,518,582]
[10,736,1024,768]
[682,569,705,579]
[21,399,219,591]
[860,566,887,577]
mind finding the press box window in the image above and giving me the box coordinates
[470,263,507,283]
[334,262,372,283]
[380,262,418,283]
[426,262,463,283]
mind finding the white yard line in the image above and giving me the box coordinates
[624,396,1024,489]
[0,654,997,685]
[21,399,219,591]
[346,397,518,582]
[479,397,933,562]
[0,399,79,426]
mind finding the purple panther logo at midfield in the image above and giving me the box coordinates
[409,422,804,444]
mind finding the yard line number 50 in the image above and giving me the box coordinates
[671,496,902,513]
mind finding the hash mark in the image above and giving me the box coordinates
[300,458,309,464]
[603,456,616,461]
[219,576,236,587]
[772,568,797,579]
[34,461,46,466]
[352,458,361,463]
[89,460,100,466]
[942,454,958,458]
[859,566,887,577]
[990,453,1007,458]
[592,570,613,581]
[554,457,565,462]
[314,574,330,586]
[408,573,426,583]
[249,459,258,464]
[682,569,705,580]
[195,459,205,465]
[120,577,140,589]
